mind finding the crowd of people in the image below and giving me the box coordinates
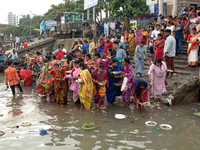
[3,9,200,110]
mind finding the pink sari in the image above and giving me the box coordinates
[70,68,82,102]
[121,64,134,104]
[148,62,167,97]
[134,29,143,46]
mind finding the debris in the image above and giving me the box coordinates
[134,118,138,120]
[134,130,139,133]
[40,129,47,135]
[193,112,200,117]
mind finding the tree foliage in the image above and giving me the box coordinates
[108,0,150,18]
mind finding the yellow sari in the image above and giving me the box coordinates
[142,31,149,46]
[129,33,135,53]
[79,69,93,110]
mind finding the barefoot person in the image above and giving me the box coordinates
[4,60,23,95]
[133,78,150,109]
[163,29,176,79]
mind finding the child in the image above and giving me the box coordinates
[149,37,154,56]
[124,39,130,57]
[92,62,107,109]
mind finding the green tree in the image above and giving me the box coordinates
[108,0,150,18]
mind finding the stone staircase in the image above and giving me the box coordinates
[130,43,199,75]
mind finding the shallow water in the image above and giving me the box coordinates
[0,74,200,150]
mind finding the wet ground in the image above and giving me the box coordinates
[0,74,200,150]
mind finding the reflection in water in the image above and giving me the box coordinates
[0,78,199,149]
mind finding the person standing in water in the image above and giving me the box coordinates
[4,60,23,95]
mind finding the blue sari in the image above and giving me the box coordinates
[106,66,121,103]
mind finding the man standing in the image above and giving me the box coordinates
[103,36,113,55]
[97,35,105,54]
[174,18,184,56]
[8,49,18,63]
[164,29,176,79]
[89,37,96,61]
[151,24,160,41]
[116,19,121,33]
[39,47,47,59]
[104,20,109,37]
[10,33,13,41]
[56,45,66,61]
[15,34,20,50]
[116,36,125,49]
[4,60,23,95]
[113,41,126,67]
[110,19,116,36]
[82,40,89,53]
[0,33,4,41]
[166,21,173,35]
[61,44,67,54]
[25,50,31,65]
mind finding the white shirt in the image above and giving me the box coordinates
[16,37,20,43]
[110,22,116,30]
[164,35,176,57]
[151,30,160,41]
[8,52,18,61]
[166,26,174,35]
[62,48,67,54]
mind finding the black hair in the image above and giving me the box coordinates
[140,41,145,44]
[94,52,101,58]
[54,63,59,67]
[110,58,118,65]
[154,58,162,65]
[150,26,154,30]
[36,51,41,55]
[82,50,87,55]
[135,80,147,99]
[198,12,200,16]
[79,62,88,70]
[74,60,80,64]
[99,62,104,68]
[62,44,64,46]
[160,29,164,32]
[86,53,91,59]
[78,57,84,63]
[66,54,73,61]
[192,27,197,31]
[49,52,52,55]
[43,59,48,63]
[75,49,80,52]
[52,55,57,59]
[164,29,171,33]
[79,40,83,44]
[72,50,76,54]
[45,55,51,61]
[108,48,112,52]
[167,21,172,25]
[89,37,92,40]
[117,36,121,39]
[124,57,130,64]
[20,63,25,67]
[154,18,157,21]
[113,41,119,45]
[106,36,110,39]
[157,33,162,38]
[156,24,160,27]
[33,61,37,65]
[27,50,30,52]
[74,41,78,45]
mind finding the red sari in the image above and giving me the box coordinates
[154,39,165,60]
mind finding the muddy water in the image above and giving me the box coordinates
[0,74,200,150]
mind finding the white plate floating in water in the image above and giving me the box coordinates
[0,131,5,136]
[160,124,172,130]
[145,121,157,126]
[115,114,126,119]
[21,122,32,126]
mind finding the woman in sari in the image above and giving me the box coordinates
[189,14,197,34]
[36,51,43,65]
[134,41,148,77]
[84,53,95,70]
[154,33,165,61]
[182,17,189,42]
[69,60,82,103]
[50,63,68,105]
[35,59,54,97]
[51,55,60,66]
[106,58,122,103]
[134,26,143,46]
[141,27,149,46]
[128,30,135,54]
[187,27,200,67]
[78,63,93,110]
[132,78,150,109]
[148,58,167,99]
[102,48,112,70]
[121,58,134,106]
[94,52,102,68]
[93,62,107,109]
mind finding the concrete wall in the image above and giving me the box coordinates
[52,38,98,53]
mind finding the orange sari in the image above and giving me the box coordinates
[142,31,149,46]
[187,33,200,56]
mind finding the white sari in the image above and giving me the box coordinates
[188,36,199,66]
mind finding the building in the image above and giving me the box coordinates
[167,0,200,16]
[8,12,18,26]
